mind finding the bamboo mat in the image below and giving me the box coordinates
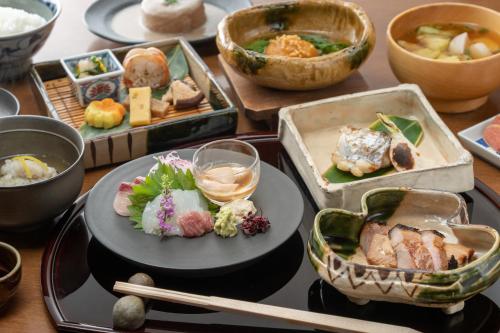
[44,76,214,129]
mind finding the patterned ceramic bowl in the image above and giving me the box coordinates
[0,0,61,82]
[308,187,499,314]
[60,49,124,107]
[217,0,375,90]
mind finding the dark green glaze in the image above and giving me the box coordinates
[318,211,364,258]
[233,48,267,75]
[265,4,298,31]
[365,190,406,223]
[349,40,370,69]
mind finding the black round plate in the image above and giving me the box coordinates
[84,0,251,45]
[84,149,304,276]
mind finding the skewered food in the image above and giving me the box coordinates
[123,47,170,88]
[84,98,126,129]
[0,155,57,187]
[141,0,206,34]
[332,126,391,177]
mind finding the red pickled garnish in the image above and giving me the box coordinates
[241,212,270,236]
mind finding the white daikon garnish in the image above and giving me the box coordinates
[448,32,468,55]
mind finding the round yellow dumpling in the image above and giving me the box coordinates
[264,34,319,58]
[85,98,126,129]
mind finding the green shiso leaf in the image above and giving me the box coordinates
[127,161,201,229]
[244,39,271,53]
[323,115,423,184]
[79,45,189,140]
[299,34,350,55]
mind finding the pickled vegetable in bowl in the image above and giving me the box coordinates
[397,23,500,61]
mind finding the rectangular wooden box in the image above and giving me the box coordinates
[30,38,237,169]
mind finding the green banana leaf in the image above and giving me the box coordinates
[79,45,189,140]
[323,115,423,184]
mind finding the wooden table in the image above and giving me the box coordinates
[0,1,498,332]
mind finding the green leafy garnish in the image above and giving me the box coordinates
[128,162,197,228]
[299,34,350,55]
[164,0,177,4]
[244,39,270,53]
[323,115,423,184]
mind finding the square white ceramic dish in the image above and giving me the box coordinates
[278,84,474,211]
[458,115,500,168]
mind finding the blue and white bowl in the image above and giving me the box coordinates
[0,0,61,82]
[60,49,124,107]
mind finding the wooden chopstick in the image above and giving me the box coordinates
[114,282,421,333]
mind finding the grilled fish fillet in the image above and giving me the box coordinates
[444,243,475,268]
[332,126,391,177]
[360,222,397,268]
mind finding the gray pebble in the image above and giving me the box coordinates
[112,295,145,330]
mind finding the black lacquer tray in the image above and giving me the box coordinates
[42,135,500,333]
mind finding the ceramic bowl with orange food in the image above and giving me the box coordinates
[387,2,500,113]
[217,0,375,91]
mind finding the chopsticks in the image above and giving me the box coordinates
[114,282,421,333]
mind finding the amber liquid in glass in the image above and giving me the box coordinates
[197,163,256,204]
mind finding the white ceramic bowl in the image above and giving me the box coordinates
[0,0,61,81]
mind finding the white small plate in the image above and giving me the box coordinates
[458,115,500,168]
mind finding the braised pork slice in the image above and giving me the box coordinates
[360,222,397,268]
[444,243,475,268]
[420,230,448,271]
[389,224,434,271]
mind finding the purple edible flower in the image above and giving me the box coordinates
[158,193,175,233]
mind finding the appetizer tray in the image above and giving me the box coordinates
[30,38,237,169]
[41,135,500,333]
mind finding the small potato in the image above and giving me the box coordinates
[128,273,155,303]
[112,295,145,330]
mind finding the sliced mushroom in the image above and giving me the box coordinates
[170,80,204,109]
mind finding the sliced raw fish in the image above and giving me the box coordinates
[420,230,448,271]
[332,126,391,177]
[113,177,145,216]
[444,243,474,268]
[178,211,213,237]
[483,123,500,152]
[389,224,433,271]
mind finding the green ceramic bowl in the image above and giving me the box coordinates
[0,242,21,310]
[216,0,375,90]
[308,187,500,314]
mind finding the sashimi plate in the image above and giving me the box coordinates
[84,149,304,277]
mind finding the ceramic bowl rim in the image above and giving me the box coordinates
[0,242,21,283]
[218,0,374,63]
[60,48,125,84]
[386,2,500,65]
[0,0,62,41]
[311,187,500,275]
[0,88,20,116]
[0,115,84,190]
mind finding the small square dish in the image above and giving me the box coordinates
[278,84,474,210]
[458,115,500,168]
[60,49,124,106]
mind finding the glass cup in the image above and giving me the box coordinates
[192,139,260,206]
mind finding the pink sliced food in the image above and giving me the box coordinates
[113,177,145,217]
[420,230,448,271]
[178,211,214,238]
[389,225,434,271]
[483,123,500,152]
[359,222,397,268]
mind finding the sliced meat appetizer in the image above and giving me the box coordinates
[420,230,448,271]
[389,224,434,271]
[444,243,475,268]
